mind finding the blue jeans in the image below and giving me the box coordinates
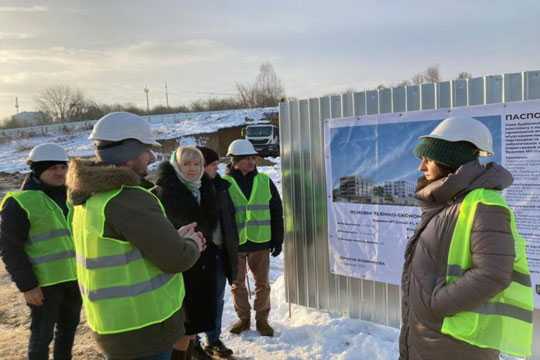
[206,249,227,344]
[28,282,82,360]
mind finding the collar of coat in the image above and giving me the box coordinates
[66,159,142,205]
[415,160,513,207]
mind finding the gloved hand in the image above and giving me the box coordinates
[270,243,282,257]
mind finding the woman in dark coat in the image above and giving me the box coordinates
[154,146,218,360]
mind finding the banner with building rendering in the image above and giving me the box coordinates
[323,100,540,306]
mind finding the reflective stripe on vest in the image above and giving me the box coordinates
[71,185,185,335]
[1,191,76,287]
[441,188,533,357]
[223,173,272,245]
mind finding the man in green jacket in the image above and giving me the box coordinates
[67,112,205,360]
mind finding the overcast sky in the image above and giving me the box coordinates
[0,0,539,119]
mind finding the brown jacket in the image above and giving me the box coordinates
[67,159,200,359]
[400,161,516,360]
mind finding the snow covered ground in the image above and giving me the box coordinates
[0,107,275,173]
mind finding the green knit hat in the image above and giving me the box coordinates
[414,137,479,170]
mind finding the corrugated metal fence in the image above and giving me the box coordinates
[279,70,540,358]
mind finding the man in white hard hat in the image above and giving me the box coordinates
[0,143,82,360]
[400,116,533,359]
[223,139,284,337]
[66,112,206,360]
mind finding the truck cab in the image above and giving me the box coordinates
[243,122,280,157]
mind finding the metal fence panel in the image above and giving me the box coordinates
[321,96,339,312]
[505,72,523,102]
[353,92,366,115]
[366,90,379,114]
[309,97,325,310]
[393,87,406,112]
[468,77,485,106]
[486,75,503,104]
[525,71,540,100]
[300,99,317,308]
[406,85,420,111]
[379,88,392,113]
[437,81,451,109]
[421,83,435,110]
[452,79,468,107]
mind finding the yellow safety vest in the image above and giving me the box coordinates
[441,188,533,357]
[71,185,185,334]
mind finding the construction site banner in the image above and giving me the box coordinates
[323,100,540,307]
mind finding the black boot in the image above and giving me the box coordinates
[205,339,234,358]
[191,337,212,360]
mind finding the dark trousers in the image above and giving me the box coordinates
[205,249,227,344]
[28,281,82,360]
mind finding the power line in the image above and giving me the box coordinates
[165,82,169,108]
[144,86,150,113]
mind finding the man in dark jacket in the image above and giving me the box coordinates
[0,143,82,360]
[223,139,284,337]
[197,146,238,358]
[67,112,205,360]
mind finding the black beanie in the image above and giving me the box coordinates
[414,137,479,170]
[30,161,67,179]
[95,139,150,165]
[197,146,219,166]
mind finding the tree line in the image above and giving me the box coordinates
[1,62,286,129]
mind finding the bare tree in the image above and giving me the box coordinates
[35,85,92,122]
[236,62,286,108]
[456,72,472,80]
[411,73,425,85]
[424,65,441,83]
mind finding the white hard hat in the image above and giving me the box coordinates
[89,112,160,147]
[27,143,68,164]
[420,116,494,156]
[226,139,258,156]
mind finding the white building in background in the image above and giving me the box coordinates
[339,176,374,197]
[383,180,415,198]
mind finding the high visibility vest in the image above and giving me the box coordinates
[441,188,533,357]
[71,186,185,335]
[223,173,272,245]
[1,191,76,287]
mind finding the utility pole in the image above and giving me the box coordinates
[15,97,20,114]
[165,82,170,108]
[144,86,150,113]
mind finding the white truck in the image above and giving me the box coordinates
[242,116,280,157]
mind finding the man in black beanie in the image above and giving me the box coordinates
[0,143,82,360]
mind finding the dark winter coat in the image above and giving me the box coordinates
[67,159,200,359]
[154,161,227,334]
[213,174,239,284]
[400,161,516,360]
[0,174,73,292]
[225,166,284,253]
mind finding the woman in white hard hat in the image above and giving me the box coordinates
[400,116,533,360]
